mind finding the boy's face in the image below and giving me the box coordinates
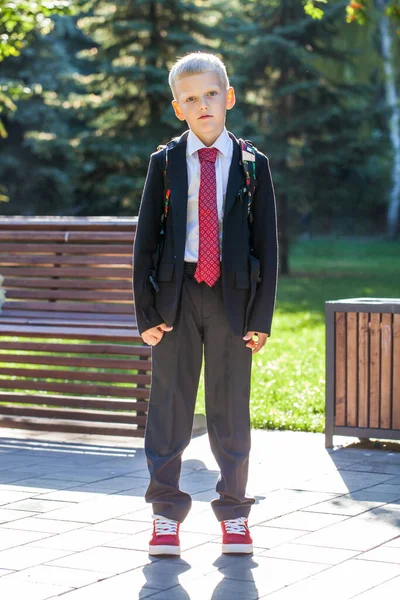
[172,71,235,146]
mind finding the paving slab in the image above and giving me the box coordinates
[262,556,400,599]
[1,564,105,588]
[1,427,400,599]
[350,574,400,598]
[0,545,73,570]
[0,579,72,600]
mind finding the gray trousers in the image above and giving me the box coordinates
[144,271,255,522]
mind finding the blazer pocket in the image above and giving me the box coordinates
[157,262,175,281]
[236,270,250,289]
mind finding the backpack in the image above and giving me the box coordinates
[149,137,257,292]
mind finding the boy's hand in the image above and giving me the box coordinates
[141,323,173,346]
[243,331,269,353]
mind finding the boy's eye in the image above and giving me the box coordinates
[185,91,217,102]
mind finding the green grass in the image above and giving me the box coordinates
[195,238,400,432]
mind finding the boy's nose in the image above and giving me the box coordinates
[199,97,210,110]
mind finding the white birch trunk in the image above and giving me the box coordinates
[377,0,400,238]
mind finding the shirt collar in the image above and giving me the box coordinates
[187,128,231,158]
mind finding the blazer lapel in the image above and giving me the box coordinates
[167,130,189,262]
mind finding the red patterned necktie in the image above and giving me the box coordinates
[195,147,220,287]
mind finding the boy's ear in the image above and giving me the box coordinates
[172,100,185,121]
[226,86,236,110]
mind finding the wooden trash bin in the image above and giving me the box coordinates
[325,298,400,448]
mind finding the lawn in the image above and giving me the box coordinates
[195,238,400,432]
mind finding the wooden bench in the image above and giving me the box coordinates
[0,216,151,437]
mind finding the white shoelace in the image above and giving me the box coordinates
[223,517,248,535]
[152,515,178,536]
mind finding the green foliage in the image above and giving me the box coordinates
[0,1,72,138]
[304,0,400,28]
[386,0,400,21]
[0,15,94,214]
[303,0,328,20]
[0,1,72,60]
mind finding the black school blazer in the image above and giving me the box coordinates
[133,130,278,338]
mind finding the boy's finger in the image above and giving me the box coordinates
[158,323,173,332]
[144,331,163,345]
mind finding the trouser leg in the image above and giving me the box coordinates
[144,275,203,522]
[202,278,255,521]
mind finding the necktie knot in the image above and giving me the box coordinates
[198,147,218,164]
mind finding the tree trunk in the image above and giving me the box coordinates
[377,0,400,238]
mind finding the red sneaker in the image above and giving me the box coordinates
[221,517,253,554]
[149,515,181,556]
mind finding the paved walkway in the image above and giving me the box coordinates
[0,427,400,599]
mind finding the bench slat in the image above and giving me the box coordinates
[0,367,151,384]
[0,417,144,437]
[0,379,150,398]
[0,405,147,425]
[2,255,132,265]
[1,243,132,254]
[3,278,132,290]
[6,289,133,302]
[0,267,132,278]
[2,302,135,314]
[0,324,141,339]
[0,231,135,242]
[0,353,151,370]
[0,392,148,411]
[0,340,150,356]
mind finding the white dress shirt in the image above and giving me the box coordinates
[184,128,233,262]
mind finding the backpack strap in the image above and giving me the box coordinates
[157,138,179,236]
[149,138,179,292]
[239,138,257,224]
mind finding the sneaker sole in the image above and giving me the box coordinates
[149,545,181,556]
[222,543,253,554]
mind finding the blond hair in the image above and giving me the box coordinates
[169,52,230,99]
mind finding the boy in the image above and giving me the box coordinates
[133,52,278,556]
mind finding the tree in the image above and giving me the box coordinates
[304,0,400,27]
[0,15,94,214]
[236,0,388,274]
[0,1,71,137]
[376,0,400,237]
[306,1,400,237]
[73,0,232,216]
